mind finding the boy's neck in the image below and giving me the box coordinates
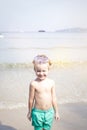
[36,77,47,82]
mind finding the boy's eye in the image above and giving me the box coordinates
[43,70,46,72]
[37,70,46,72]
[37,70,41,72]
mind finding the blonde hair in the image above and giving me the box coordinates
[32,54,52,66]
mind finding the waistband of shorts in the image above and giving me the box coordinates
[32,107,54,113]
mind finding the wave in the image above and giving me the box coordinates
[0,102,27,110]
[0,61,87,69]
[0,63,33,68]
[0,99,87,110]
[58,98,87,104]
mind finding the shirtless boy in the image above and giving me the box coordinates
[27,55,60,130]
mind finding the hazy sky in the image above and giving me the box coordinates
[0,0,87,31]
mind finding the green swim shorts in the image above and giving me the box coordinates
[31,107,54,130]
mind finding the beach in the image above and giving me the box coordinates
[0,103,87,130]
[0,32,87,130]
[0,64,87,130]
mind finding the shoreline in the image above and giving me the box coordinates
[0,61,87,69]
[0,65,87,109]
[0,102,87,130]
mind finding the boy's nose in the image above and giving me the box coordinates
[40,72,43,75]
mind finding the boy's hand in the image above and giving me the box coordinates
[27,112,31,121]
[55,112,60,121]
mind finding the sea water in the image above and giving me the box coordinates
[0,32,87,109]
[0,32,87,63]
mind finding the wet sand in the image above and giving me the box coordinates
[0,64,87,130]
[0,102,87,130]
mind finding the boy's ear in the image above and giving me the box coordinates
[33,66,36,71]
[32,60,35,64]
[49,60,52,66]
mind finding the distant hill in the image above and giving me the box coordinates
[56,28,87,33]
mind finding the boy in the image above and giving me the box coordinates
[27,54,60,130]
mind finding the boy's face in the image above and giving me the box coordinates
[34,63,49,81]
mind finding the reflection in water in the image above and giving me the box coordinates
[0,122,17,130]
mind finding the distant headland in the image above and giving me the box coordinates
[56,28,87,33]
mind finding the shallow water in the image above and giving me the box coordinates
[0,32,87,109]
[0,32,87,63]
[0,64,87,109]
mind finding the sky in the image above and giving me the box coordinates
[0,0,87,32]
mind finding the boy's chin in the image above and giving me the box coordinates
[38,77,46,80]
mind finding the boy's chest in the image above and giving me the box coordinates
[35,83,52,93]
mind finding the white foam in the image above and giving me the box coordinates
[0,102,27,110]
[0,99,87,110]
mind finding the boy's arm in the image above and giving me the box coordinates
[51,81,60,120]
[27,81,35,121]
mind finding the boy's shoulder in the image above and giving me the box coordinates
[30,78,55,87]
[30,79,37,86]
[30,78,40,88]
